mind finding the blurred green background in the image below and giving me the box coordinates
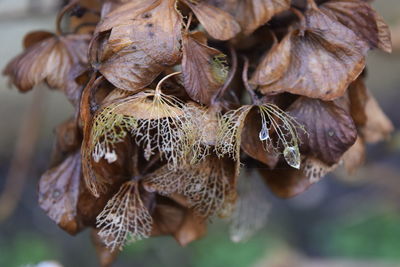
[1,1,400,266]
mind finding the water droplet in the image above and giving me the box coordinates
[259,124,269,141]
[284,146,300,169]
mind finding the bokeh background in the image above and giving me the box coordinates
[0,1,400,266]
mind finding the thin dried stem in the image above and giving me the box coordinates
[56,0,79,36]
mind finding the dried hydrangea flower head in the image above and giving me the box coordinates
[2,0,394,264]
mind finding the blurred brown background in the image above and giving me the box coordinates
[0,0,400,266]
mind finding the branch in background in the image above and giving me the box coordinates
[0,88,45,222]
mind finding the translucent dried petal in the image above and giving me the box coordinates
[230,175,270,243]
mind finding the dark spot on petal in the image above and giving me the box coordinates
[52,189,61,199]
[142,12,151,19]
[147,23,153,28]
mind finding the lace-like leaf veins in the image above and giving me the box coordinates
[96,181,152,251]
[89,74,200,170]
[216,104,304,169]
[144,156,232,218]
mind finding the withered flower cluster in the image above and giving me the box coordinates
[3,0,394,262]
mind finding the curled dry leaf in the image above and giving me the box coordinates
[182,31,228,105]
[182,0,240,40]
[96,181,153,251]
[143,155,235,218]
[4,32,90,106]
[320,0,392,53]
[230,174,270,243]
[287,97,357,165]
[251,5,369,100]
[92,0,182,91]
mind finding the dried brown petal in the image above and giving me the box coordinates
[320,0,392,53]
[360,91,394,143]
[240,109,280,169]
[253,6,369,100]
[249,34,291,86]
[183,0,240,40]
[38,152,82,234]
[182,31,227,105]
[259,164,311,198]
[233,0,290,35]
[91,229,120,267]
[260,155,338,198]
[342,136,365,174]
[174,209,207,246]
[23,31,55,49]
[93,0,182,91]
[49,118,81,167]
[4,32,90,106]
[303,156,338,184]
[348,77,369,126]
[287,97,357,165]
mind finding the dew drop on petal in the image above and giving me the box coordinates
[284,146,300,169]
[259,124,269,141]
